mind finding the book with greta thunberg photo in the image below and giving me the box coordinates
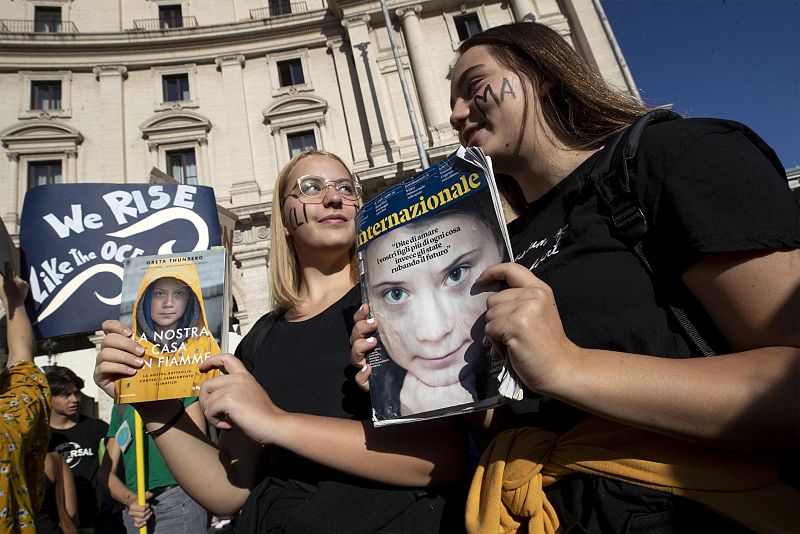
[114,248,229,404]
[357,146,522,427]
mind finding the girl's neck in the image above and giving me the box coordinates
[287,253,354,321]
[508,144,599,203]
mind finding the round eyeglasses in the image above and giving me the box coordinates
[286,175,362,203]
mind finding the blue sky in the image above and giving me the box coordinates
[602,0,800,169]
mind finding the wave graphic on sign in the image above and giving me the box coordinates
[34,263,124,324]
[106,207,210,252]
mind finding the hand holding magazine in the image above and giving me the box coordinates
[357,147,522,426]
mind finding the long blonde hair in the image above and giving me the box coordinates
[269,150,360,312]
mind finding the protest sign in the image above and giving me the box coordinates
[20,184,221,339]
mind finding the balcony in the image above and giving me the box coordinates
[131,16,199,31]
[250,2,308,19]
[0,19,79,33]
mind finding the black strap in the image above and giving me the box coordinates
[591,110,720,357]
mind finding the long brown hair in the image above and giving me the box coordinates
[459,22,653,213]
[269,150,360,312]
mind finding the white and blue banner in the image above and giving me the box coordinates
[20,184,222,339]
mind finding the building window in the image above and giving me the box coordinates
[34,6,62,33]
[28,160,62,189]
[277,59,304,87]
[159,5,183,29]
[31,80,62,111]
[166,148,197,185]
[269,0,292,16]
[162,73,190,102]
[287,130,316,158]
[453,13,482,41]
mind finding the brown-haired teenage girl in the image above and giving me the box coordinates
[353,22,799,532]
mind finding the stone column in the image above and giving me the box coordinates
[233,229,271,333]
[197,137,210,186]
[65,149,78,183]
[215,54,256,184]
[6,152,20,227]
[342,15,394,167]
[532,0,573,45]
[93,66,127,183]
[325,37,369,165]
[510,0,537,21]
[396,5,453,145]
[146,142,159,170]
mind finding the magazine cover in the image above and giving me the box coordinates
[114,248,229,403]
[357,146,521,426]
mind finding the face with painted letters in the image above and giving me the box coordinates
[280,154,358,255]
[450,45,537,171]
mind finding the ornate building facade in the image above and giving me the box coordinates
[0,0,637,416]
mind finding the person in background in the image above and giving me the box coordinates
[101,401,208,534]
[46,366,123,533]
[0,274,51,534]
[353,21,799,533]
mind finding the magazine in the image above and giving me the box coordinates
[357,146,522,427]
[114,248,229,403]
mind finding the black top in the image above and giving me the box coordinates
[48,415,108,529]
[236,286,466,532]
[506,118,799,531]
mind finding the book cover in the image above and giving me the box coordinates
[357,147,521,426]
[114,249,228,403]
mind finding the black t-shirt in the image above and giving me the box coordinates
[506,118,799,531]
[49,415,108,529]
[237,286,465,532]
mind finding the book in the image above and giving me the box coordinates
[357,146,522,426]
[114,248,229,403]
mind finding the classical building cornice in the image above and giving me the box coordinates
[0,13,344,70]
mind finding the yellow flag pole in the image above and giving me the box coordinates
[134,410,147,534]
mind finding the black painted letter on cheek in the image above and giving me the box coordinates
[500,78,516,102]
[288,205,308,230]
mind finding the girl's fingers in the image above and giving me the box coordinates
[101,319,132,337]
[355,362,371,391]
[477,262,541,287]
[350,336,377,367]
[353,303,370,323]
[349,317,379,346]
[101,332,144,356]
[96,361,140,378]
[198,353,245,374]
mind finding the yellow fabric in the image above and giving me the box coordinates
[116,260,221,402]
[466,417,799,534]
[0,361,51,534]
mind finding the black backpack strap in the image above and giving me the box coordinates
[593,109,682,242]
[591,109,720,357]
